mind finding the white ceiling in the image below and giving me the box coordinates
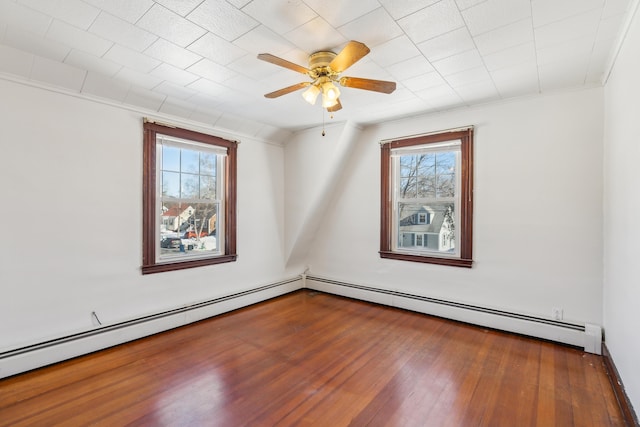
[0,0,635,134]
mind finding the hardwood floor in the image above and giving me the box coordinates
[0,290,624,426]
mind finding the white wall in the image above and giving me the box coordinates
[304,88,605,326]
[0,79,293,354]
[603,4,640,414]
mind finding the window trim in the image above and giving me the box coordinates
[142,121,238,274]
[380,128,473,268]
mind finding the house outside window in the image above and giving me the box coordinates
[380,128,473,267]
[142,121,237,274]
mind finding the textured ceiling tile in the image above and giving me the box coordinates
[444,65,491,87]
[432,48,483,76]
[0,1,52,36]
[227,0,252,8]
[284,16,347,53]
[473,19,533,56]
[18,0,100,30]
[242,0,317,35]
[46,19,112,57]
[187,33,247,66]
[115,67,163,90]
[153,80,198,100]
[596,14,627,42]
[302,0,380,27]
[386,55,435,80]
[151,63,199,86]
[367,35,422,67]
[417,27,475,62]
[337,7,403,48]
[532,0,603,28]
[190,105,224,126]
[187,77,231,98]
[455,79,500,103]
[145,38,201,69]
[103,44,160,73]
[4,27,70,61]
[602,0,631,18]
[81,71,130,101]
[398,0,465,44]
[153,0,203,17]
[187,58,237,83]
[536,36,594,66]
[31,56,86,91]
[82,0,154,23]
[0,44,34,78]
[416,84,463,109]
[124,86,166,111]
[377,0,440,20]
[233,25,296,56]
[187,0,259,41]
[490,61,539,97]
[89,12,157,52]
[227,53,286,79]
[534,9,601,49]
[403,71,447,92]
[538,60,589,90]
[64,49,121,76]
[158,96,198,119]
[483,41,536,71]
[455,0,487,11]
[137,4,206,48]
[462,0,530,36]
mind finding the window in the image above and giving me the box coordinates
[380,128,473,267]
[142,121,237,274]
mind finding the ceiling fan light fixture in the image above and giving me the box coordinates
[302,84,321,105]
[322,81,340,101]
[322,95,339,109]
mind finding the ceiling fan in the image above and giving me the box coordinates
[257,41,396,112]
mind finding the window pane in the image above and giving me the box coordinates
[436,152,455,174]
[416,153,435,175]
[400,155,415,177]
[200,152,216,175]
[159,202,219,258]
[417,175,436,198]
[400,177,416,198]
[162,171,180,198]
[181,149,199,173]
[397,202,455,253]
[181,173,199,199]
[436,173,455,197]
[162,146,180,172]
[200,176,216,199]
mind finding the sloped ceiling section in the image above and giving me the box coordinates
[0,0,636,134]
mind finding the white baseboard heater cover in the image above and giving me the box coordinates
[0,277,303,380]
[304,275,602,355]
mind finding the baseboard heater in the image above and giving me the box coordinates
[304,275,602,354]
[0,276,303,379]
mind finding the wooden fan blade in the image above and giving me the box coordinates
[264,82,310,98]
[329,41,370,73]
[257,53,309,74]
[339,76,396,94]
[327,98,342,112]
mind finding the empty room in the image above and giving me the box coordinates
[0,0,639,425]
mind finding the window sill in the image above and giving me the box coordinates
[379,251,472,268]
[142,254,237,274]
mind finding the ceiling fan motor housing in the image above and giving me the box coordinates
[308,51,337,79]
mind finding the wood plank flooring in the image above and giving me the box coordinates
[0,290,625,426]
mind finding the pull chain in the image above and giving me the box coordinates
[322,108,325,136]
